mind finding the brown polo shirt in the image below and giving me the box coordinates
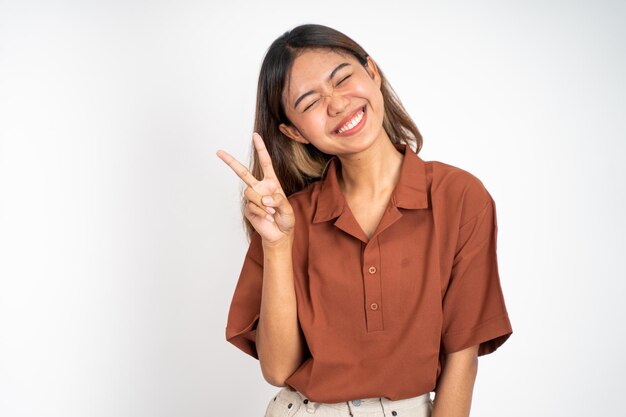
[225,143,513,403]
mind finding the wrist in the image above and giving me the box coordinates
[262,233,294,252]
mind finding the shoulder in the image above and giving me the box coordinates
[426,159,494,224]
[286,179,322,210]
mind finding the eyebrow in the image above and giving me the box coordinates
[293,62,351,109]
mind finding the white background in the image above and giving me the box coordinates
[1,1,625,416]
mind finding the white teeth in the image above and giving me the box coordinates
[337,109,364,133]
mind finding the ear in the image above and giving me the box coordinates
[365,56,382,87]
[279,123,310,144]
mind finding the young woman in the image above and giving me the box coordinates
[217,24,513,417]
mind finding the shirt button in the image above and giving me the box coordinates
[370,303,379,310]
[351,400,362,406]
[368,266,377,274]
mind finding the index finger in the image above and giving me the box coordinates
[253,132,278,181]
[215,149,260,188]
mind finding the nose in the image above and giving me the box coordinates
[326,93,350,117]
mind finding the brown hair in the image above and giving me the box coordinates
[243,24,423,240]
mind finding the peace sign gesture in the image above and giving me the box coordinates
[216,133,295,245]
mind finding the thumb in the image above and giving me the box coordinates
[262,192,292,215]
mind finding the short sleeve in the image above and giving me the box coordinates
[225,230,264,359]
[441,195,513,356]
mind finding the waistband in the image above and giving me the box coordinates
[277,386,432,414]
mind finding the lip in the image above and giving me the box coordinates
[332,106,367,137]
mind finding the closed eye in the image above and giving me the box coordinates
[336,74,351,86]
[302,74,351,112]
[303,98,320,112]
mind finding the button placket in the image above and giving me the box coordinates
[363,237,383,331]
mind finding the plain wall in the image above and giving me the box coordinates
[1,0,625,416]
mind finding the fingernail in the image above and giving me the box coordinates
[262,196,273,205]
[266,207,276,214]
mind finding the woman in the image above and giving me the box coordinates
[217,24,513,417]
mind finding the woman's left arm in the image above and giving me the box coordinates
[432,344,480,417]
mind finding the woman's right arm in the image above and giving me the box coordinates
[217,133,305,386]
[257,234,306,386]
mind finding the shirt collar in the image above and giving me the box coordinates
[313,143,429,224]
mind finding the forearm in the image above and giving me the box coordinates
[257,236,305,386]
[432,345,479,417]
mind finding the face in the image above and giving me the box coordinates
[279,49,387,156]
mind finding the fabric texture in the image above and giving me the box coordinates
[264,386,433,417]
[225,143,513,403]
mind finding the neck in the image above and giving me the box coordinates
[337,136,404,198]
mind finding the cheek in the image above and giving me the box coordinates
[352,78,383,107]
[311,112,330,129]
[293,113,327,137]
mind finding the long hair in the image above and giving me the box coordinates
[243,24,423,240]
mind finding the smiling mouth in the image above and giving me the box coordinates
[334,106,366,135]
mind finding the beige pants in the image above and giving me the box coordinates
[264,386,433,417]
